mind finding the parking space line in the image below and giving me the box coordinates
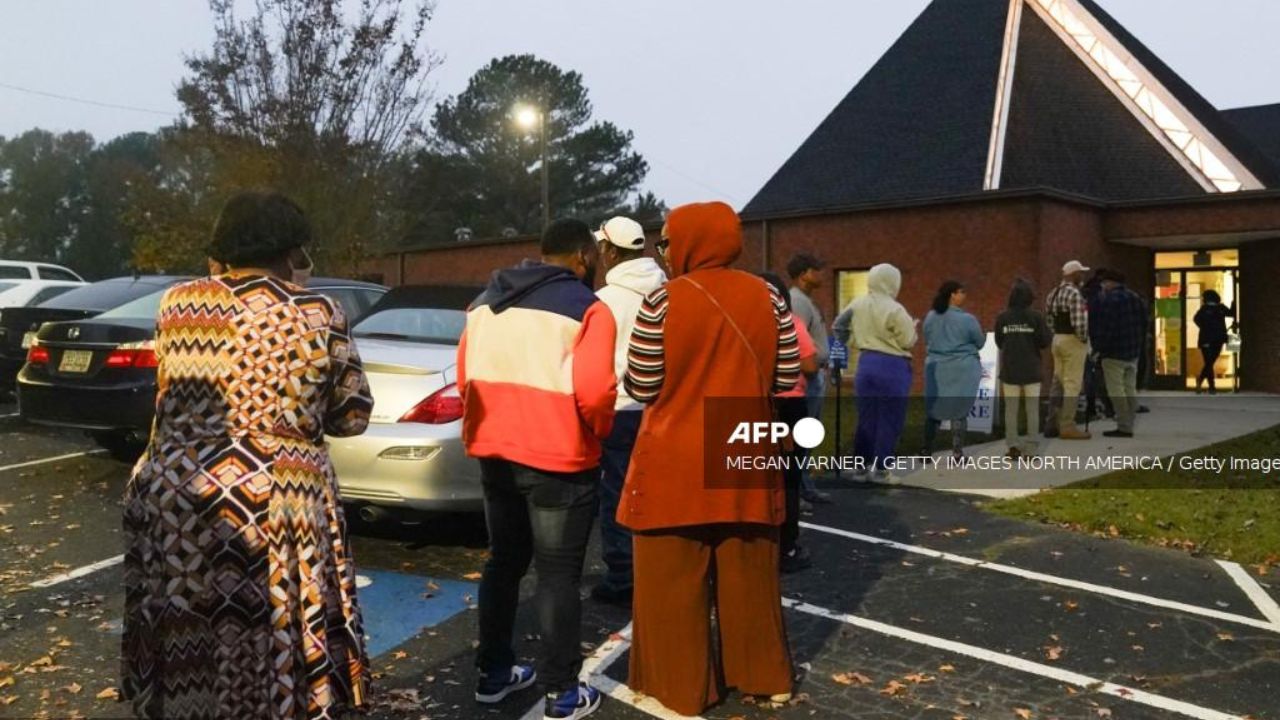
[0,412,18,419]
[802,521,1280,633]
[1217,560,1280,629]
[784,598,1247,720]
[0,448,108,473]
[30,554,124,588]
[518,623,703,720]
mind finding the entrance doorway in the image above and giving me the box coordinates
[1151,250,1240,391]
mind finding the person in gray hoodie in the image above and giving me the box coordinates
[994,279,1052,457]
[592,216,667,607]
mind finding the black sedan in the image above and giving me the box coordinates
[16,277,387,460]
[0,276,189,390]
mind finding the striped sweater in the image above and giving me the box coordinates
[625,284,800,402]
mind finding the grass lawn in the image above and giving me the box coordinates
[985,425,1280,566]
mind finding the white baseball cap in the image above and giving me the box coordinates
[595,216,646,250]
[1062,260,1090,275]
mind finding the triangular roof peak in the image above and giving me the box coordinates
[744,0,1277,220]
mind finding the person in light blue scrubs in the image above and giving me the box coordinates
[923,280,984,458]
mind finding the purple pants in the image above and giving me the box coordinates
[854,351,912,467]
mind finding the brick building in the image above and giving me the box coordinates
[370,0,1280,392]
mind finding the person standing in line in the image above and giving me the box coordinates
[1093,270,1147,438]
[1045,260,1093,440]
[922,281,984,459]
[847,263,918,482]
[622,202,799,716]
[761,272,820,574]
[1194,289,1234,395]
[994,279,1052,458]
[787,253,833,505]
[457,219,618,720]
[591,216,667,607]
[122,191,372,720]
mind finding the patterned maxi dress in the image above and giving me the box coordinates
[122,273,373,720]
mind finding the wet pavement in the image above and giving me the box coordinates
[1,400,1278,719]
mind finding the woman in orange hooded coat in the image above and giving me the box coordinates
[620,201,800,715]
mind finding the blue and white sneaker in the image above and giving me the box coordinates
[475,665,537,704]
[543,683,602,720]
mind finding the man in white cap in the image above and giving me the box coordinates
[591,215,668,606]
[1045,260,1092,440]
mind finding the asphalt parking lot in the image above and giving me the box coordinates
[1,399,1278,720]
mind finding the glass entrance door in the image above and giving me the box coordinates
[1151,251,1240,391]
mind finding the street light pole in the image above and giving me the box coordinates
[539,108,550,232]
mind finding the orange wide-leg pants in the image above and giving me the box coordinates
[628,524,793,716]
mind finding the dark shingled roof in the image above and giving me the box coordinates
[1073,0,1280,189]
[1221,104,1280,175]
[740,0,1010,219]
[999,9,1203,200]
[743,0,1278,220]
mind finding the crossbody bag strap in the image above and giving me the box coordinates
[678,275,773,398]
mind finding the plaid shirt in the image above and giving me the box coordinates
[1046,281,1089,343]
[1092,286,1147,361]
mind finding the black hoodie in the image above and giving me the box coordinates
[995,283,1052,385]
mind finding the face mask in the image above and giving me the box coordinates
[290,248,314,285]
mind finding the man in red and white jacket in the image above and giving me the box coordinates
[456,218,616,720]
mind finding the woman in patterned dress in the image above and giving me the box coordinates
[122,191,373,720]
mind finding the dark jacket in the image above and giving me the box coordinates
[995,285,1052,386]
[1093,285,1147,361]
[1193,302,1232,347]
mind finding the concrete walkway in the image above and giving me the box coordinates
[890,392,1280,498]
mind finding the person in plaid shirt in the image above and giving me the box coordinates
[1045,260,1092,440]
[1093,270,1148,438]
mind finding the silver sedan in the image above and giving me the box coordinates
[329,293,482,518]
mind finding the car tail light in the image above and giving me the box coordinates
[399,383,463,424]
[26,343,49,365]
[104,340,158,369]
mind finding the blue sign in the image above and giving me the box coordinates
[828,336,849,370]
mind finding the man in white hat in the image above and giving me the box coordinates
[591,215,668,606]
[1045,260,1092,440]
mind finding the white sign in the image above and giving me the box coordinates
[968,332,1000,434]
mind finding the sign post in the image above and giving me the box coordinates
[828,337,850,454]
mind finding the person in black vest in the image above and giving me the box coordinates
[1193,289,1234,394]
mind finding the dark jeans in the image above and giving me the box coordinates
[598,411,641,593]
[777,397,808,555]
[1199,343,1224,388]
[476,458,598,693]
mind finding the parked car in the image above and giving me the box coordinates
[307,277,387,323]
[0,276,187,389]
[327,284,484,519]
[16,276,390,461]
[0,260,85,282]
[0,280,85,310]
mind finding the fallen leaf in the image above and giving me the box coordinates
[903,673,935,684]
[880,680,907,696]
[0,695,16,706]
[31,656,53,667]
[832,671,871,686]
[96,687,119,700]
[939,664,956,673]
[0,677,12,688]
[1063,600,1079,612]
[61,682,82,694]
[1045,646,1064,661]
[1217,632,1235,641]
[1096,710,1113,718]
[391,651,408,660]
[1015,709,1033,719]
[463,572,483,580]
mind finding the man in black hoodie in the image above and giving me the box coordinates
[995,279,1052,457]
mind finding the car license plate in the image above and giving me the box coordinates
[58,350,93,373]
[21,332,35,350]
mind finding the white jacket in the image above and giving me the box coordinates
[596,257,667,411]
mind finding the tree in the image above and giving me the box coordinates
[132,0,441,273]
[405,54,656,243]
[0,130,94,265]
[70,133,164,278]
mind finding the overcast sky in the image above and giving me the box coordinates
[2,1,1277,209]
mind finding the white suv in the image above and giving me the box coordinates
[0,260,85,283]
